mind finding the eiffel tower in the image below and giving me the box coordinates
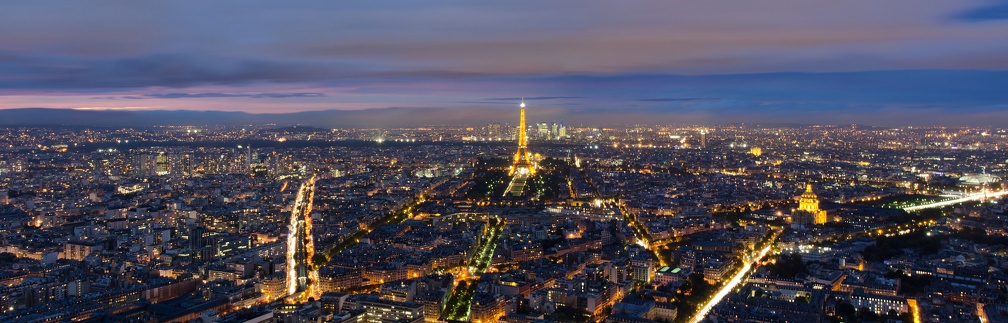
[510,98,534,176]
[506,99,535,196]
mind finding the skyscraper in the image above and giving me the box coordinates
[155,153,170,176]
[700,129,708,149]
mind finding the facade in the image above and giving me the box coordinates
[630,258,655,284]
[63,241,99,261]
[359,298,425,323]
[795,184,827,225]
[650,302,677,322]
[414,290,446,323]
[848,292,908,315]
[470,294,506,323]
[654,267,683,286]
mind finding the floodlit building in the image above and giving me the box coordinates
[794,184,827,225]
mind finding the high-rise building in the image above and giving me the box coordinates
[537,123,550,138]
[484,122,503,139]
[188,225,209,261]
[134,154,155,177]
[155,153,170,176]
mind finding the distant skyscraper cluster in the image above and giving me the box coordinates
[536,122,566,140]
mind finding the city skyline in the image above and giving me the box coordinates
[2,107,1008,322]
[2,1,1008,125]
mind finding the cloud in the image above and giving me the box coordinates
[483,96,580,101]
[142,92,325,99]
[6,104,1008,127]
[956,0,1008,21]
[637,98,717,102]
[0,53,352,90]
[6,69,1007,125]
[1,1,1007,91]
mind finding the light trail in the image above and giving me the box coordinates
[978,303,988,323]
[903,190,1007,211]
[691,234,775,323]
[908,298,921,323]
[285,176,318,300]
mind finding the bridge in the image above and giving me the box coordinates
[903,190,1008,212]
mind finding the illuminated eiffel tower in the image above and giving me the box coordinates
[506,99,535,196]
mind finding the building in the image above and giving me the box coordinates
[703,258,735,284]
[470,294,506,323]
[651,302,677,322]
[794,184,827,225]
[274,301,349,323]
[63,241,100,261]
[379,281,416,303]
[847,292,908,315]
[654,267,683,286]
[414,290,446,323]
[319,269,363,293]
[630,258,655,284]
[358,298,425,323]
[155,153,170,175]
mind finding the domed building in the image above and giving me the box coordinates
[793,184,827,225]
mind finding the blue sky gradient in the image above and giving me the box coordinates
[1,1,1008,125]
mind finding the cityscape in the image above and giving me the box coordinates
[3,2,1008,323]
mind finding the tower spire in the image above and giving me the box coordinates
[518,99,527,148]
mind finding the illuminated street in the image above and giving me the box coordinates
[285,176,318,301]
[903,190,1008,211]
[691,232,777,323]
[443,217,505,321]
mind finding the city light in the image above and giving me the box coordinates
[691,233,775,323]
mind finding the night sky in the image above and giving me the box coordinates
[2,1,1008,125]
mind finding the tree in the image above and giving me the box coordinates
[857,307,879,322]
[766,253,808,278]
[836,302,856,319]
